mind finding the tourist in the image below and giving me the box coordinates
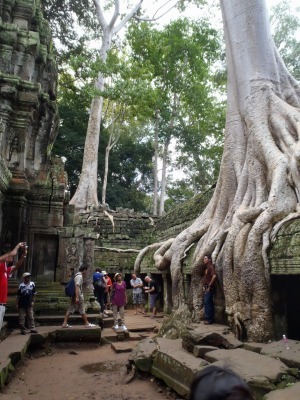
[111,272,127,331]
[144,275,158,318]
[0,242,27,331]
[16,272,38,334]
[189,365,254,400]
[130,272,145,315]
[103,271,112,313]
[202,254,217,325]
[93,267,106,315]
[62,264,96,328]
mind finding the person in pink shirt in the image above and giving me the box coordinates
[111,272,127,331]
[0,242,27,330]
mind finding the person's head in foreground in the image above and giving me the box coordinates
[189,366,254,400]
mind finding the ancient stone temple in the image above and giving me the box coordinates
[2,0,300,345]
[0,0,66,287]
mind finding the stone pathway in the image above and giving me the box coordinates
[2,311,300,399]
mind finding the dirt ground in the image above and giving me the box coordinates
[2,341,174,400]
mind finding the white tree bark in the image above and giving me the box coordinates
[137,0,300,341]
[159,136,170,216]
[69,0,143,209]
[153,109,159,216]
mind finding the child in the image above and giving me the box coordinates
[16,272,38,334]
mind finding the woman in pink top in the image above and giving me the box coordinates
[111,273,127,331]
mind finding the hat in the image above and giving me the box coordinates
[114,272,121,280]
[102,271,108,275]
[22,272,31,278]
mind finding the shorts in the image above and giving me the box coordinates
[67,294,85,315]
[150,294,158,309]
[132,292,144,305]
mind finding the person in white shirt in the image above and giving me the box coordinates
[130,273,145,315]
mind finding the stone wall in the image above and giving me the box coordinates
[0,0,66,255]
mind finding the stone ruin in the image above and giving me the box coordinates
[0,0,300,344]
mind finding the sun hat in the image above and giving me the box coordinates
[114,272,121,280]
[102,271,108,275]
[22,272,31,278]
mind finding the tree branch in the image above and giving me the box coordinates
[108,0,120,30]
[92,0,108,29]
[95,246,140,253]
[134,0,179,22]
[113,0,143,34]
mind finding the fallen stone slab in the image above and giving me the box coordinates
[204,348,289,397]
[182,324,243,353]
[260,339,300,368]
[263,381,300,400]
[129,338,158,372]
[193,345,219,358]
[244,342,264,354]
[111,341,140,353]
[151,337,209,399]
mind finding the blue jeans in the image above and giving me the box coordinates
[204,290,214,323]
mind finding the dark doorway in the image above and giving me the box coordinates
[271,275,300,340]
[31,234,59,281]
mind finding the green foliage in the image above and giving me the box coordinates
[270,0,300,80]
[127,17,225,205]
[53,67,154,211]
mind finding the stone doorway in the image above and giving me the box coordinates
[31,234,59,281]
[271,275,300,340]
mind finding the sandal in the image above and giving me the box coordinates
[85,323,96,328]
[62,324,72,328]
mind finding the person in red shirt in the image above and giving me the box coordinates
[0,242,27,330]
[202,254,217,325]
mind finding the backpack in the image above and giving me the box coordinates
[65,273,79,297]
[93,274,107,289]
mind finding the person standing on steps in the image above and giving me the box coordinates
[16,272,38,335]
[130,272,145,315]
[93,267,106,316]
[202,254,217,325]
[111,272,127,331]
[0,242,27,331]
[62,264,96,328]
[144,276,158,318]
[103,271,112,314]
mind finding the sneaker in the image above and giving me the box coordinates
[30,329,38,333]
[122,325,128,332]
[114,325,119,330]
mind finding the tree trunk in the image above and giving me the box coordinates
[159,136,170,216]
[153,109,159,216]
[69,0,143,210]
[143,0,300,341]
[69,30,111,209]
[102,137,111,207]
